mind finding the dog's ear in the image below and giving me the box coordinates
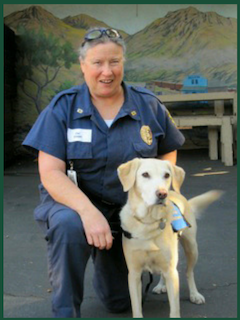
[170,164,185,193]
[117,158,141,192]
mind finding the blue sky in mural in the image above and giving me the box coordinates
[3,4,237,34]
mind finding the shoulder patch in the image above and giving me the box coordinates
[166,109,177,126]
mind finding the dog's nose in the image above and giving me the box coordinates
[155,190,167,200]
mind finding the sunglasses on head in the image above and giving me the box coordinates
[82,28,122,45]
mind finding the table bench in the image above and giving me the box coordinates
[159,92,237,166]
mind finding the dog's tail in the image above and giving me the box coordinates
[189,190,224,219]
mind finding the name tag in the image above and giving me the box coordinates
[67,128,92,143]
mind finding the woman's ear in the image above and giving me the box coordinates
[79,57,85,74]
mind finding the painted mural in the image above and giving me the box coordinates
[4,4,237,154]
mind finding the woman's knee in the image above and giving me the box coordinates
[48,206,86,244]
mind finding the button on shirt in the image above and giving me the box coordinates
[23,82,185,209]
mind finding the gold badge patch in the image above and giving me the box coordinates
[140,126,153,145]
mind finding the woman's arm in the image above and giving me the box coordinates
[158,150,177,165]
[38,151,113,250]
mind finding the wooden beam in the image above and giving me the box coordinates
[158,92,236,103]
[173,116,222,127]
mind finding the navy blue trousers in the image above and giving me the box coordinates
[39,203,130,318]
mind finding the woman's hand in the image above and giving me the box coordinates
[81,208,113,250]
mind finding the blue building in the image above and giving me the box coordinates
[181,75,208,94]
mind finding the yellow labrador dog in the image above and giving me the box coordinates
[117,158,222,318]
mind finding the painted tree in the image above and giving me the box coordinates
[16,27,78,114]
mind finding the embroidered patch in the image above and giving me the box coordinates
[166,109,177,126]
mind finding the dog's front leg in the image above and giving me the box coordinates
[164,269,181,318]
[128,270,143,318]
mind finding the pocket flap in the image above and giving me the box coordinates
[67,142,93,159]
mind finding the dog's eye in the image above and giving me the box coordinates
[142,172,150,178]
[164,173,170,179]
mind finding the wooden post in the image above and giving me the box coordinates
[233,93,237,160]
[214,100,224,117]
[208,127,218,160]
[221,117,233,166]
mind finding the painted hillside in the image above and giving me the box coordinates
[125,7,237,87]
[4,5,238,154]
[4,6,85,48]
[5,5,237,88]
[63,14,128,38]
[4,6,128,50]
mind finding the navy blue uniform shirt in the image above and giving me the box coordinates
[23,82,185,212]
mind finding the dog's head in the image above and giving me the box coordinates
[118,158,185,207]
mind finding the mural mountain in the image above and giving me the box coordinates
[4,5,237,87]
[4,6,128,49]
[63,14,128,38]
[125,6,237,86]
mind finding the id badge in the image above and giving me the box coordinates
[67,169,78,185]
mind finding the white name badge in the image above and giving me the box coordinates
[67,128,92,143]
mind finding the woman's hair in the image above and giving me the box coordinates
[79,27,126,61]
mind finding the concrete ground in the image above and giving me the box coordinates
[4,150,237,318]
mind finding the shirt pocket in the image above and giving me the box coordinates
[67,142,93,160]
[133,140,158,158]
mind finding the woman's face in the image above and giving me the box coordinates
[80,42,124,99]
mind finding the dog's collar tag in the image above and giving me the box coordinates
[159,218,167,230]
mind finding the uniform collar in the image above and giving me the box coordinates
[73,82,140,121]
[73,83,95,120]
[116,82,141,121]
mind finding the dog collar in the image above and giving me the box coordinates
[121,202,191,239]
[134,215,168,230]
[121,217,167,240]
[121,228,134,239]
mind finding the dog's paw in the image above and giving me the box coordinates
[152,284,167,294]
[190,292,205,304]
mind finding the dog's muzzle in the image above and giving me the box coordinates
[155,190,167,205]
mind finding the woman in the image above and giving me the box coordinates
[23,27,185,318]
